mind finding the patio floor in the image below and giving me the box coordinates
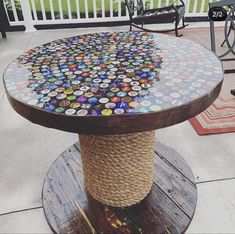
[0,24,235,233]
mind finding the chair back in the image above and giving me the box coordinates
[209,0,235,9]
[0,0,10,30]
[125,0,144,17]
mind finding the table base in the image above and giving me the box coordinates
[79,131,155,207]
[42,142,197,234]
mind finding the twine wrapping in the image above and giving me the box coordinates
[79,131,155,207]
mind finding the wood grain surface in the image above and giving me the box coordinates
[42,142,197,234]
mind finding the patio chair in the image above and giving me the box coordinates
[0,0,10,38]
[125,0,188,37]
[220,5,235,49]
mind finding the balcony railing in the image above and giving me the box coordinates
[4,0,218,32]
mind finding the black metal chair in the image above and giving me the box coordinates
[0,0,10,38]
[209,0,235,94]
[125,0,188,37]
[220,5,235,50]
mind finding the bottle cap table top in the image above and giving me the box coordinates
[3,31,224,134]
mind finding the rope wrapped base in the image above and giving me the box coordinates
[79,131,155,207]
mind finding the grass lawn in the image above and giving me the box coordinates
[33,0,115,15]
[32,0,210,18]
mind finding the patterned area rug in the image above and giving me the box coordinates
[189,74,235,135]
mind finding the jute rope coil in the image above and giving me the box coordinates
[79,131,155,207]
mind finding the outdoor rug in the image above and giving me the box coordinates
[189,74,235,135]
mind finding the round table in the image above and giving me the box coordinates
[3,31,223,234]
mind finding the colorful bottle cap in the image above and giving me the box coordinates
[101,109,112,116]
[77,109,88,116]
[70,102,81,109]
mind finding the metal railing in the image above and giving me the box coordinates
[4,0,217,32]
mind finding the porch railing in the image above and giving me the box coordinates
[4,0,218,32]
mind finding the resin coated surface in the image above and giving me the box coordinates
[4,32,223,117]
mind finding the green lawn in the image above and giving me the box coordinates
[33,0,118,16]
[31,0,210,18]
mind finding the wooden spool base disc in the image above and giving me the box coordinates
[42,142,197,234]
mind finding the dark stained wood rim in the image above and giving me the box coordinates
[5,80,223,135]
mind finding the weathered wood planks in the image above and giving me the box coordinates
[42,143,197,234]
